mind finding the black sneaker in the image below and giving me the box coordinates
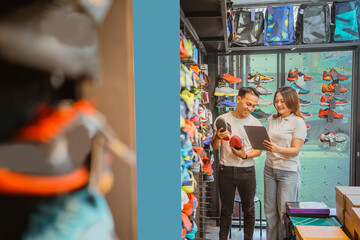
[251,109,271,119]
[299,98,312,106]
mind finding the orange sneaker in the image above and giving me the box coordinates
[220,73,242,84]
[318,108,344,119]
[321,83,348,94]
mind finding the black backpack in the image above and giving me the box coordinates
[233,9,264,46]
[295,3,331,44]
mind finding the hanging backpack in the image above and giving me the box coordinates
[331,0,360,42]
[295,3,331,44]
[233,9,264,46]
[264,4,295,46]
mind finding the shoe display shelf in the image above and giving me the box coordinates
[181,32,216,240]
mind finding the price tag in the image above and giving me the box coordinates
[327,112,334,122]
[330,138,336,147]
[329,99,336,110]
[251,9,255,22]
[267,5,274,15]
[255,75,260,85]
[299,9,304,14]
[334,85,341,95]
[80,0,113,23]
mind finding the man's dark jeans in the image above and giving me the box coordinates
[218,165,256,240]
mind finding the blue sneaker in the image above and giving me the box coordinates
[186,218,198,240]
[216,97,237,108]
[290,83,310,95]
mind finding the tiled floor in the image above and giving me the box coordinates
[205,220,266,240]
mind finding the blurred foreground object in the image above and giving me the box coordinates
[0,1,136,240]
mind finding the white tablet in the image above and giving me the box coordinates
[244,125,270,150]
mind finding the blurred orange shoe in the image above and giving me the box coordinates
[220,73,242,84]
[321,83,348,94]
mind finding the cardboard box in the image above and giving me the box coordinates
[295,226,349,239]
[345,195,360,216]
[287,216,341,240]
[350,207,360,238]
[345,211,355,238]
[335,186,360,225]
[336,202,345,226]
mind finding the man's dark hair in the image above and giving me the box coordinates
[238,86,260,98]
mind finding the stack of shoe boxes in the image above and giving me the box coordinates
[335,186,360,238]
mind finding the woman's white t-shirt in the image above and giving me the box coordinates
[265,113,307,172]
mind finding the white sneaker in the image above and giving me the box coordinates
[256,97,272,107]
[214,86,238,96]
[256,85,274,95]
[320,132,346,143]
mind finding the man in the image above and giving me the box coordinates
[212,87,262,240]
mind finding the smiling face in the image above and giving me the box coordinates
[235,93,258,119]
[274,92,292,117]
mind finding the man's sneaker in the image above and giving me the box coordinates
[251,108,271,119]
[220,73,242,84]
[318,108,344,119]
[256,85,274,95]
[306,124,311,130]
[301,111,312,119]
[323,68,349,81]
[290,83,310,95]
[287,69,313,81]
[182,170,197,193]
[300,98,312,106]
[247,73,274,83]
[257,97,272,107]
[321,83,348,94]
[214,86,238,96]
[217,97,237,108]
[320,132,347,143]
[320,95,349,106]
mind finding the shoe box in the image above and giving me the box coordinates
[335,186,360,227]
[295,226,349,240]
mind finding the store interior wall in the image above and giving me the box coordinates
[81,0,137,239]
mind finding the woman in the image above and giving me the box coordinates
[263,86,307,240]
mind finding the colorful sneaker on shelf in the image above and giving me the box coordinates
[318,108,344,119]
[214,86,238,96]
[217,97,237,108]
[287,69,313,81]
[257,97,272,107]
[183,193,198,216]
[220,73,242,84]
[306,123,311,130]
[299,98,312,106]
[290,83,310,95]
[186,218,198,240]
[247,72,274,83]
[320,95,349,106]
[251,108,271,119]
[321,83,348,94]
[301,111,312,119]
[256,85,274,95]
[323,68,349,81]
[320,132,347,143]
[181,189,190,211]
[182,213,192,236]
[182,170,197,193]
